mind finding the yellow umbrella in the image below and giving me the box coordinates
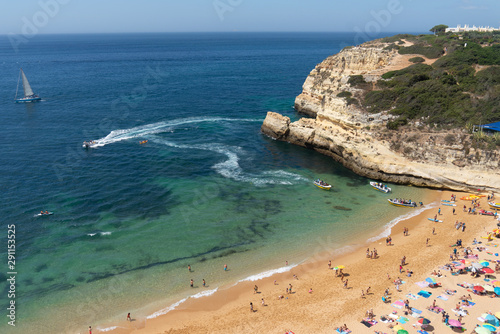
[393,325,405,332]
[493,281,500,287]
[336,265,345,269]
[495,311,500,319]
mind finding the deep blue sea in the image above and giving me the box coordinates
[0,32,431,333]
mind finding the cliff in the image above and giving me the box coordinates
[262,40,500,192]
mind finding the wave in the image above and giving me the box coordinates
[87,232,112,237]
[87,117,261,148]
[149,137,308,185]
[145,289,219,320]
[96,326,120,332]
[366,201,441,243]
[238,264,297,282]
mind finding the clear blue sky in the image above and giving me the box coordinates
[1,0,499,34]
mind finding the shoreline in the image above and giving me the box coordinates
[100,189,454,333]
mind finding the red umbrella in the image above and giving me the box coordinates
[482,268,495,274]
[448,319,462,327]
[474,285,485,292]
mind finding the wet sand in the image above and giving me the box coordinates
[106,190,500,334]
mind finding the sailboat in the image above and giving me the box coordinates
[15,68,42,103]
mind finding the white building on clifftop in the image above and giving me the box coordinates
[446,24,500,33]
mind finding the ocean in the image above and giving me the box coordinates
[0,32,431,333]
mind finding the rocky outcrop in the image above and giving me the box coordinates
[262,42,500,192]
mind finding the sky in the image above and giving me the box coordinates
[0,0,499,35]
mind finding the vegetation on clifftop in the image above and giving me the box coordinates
[361,32,500,132]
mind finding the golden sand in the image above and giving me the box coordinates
[107,190,500,334]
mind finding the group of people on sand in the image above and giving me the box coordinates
[335,324,349,333]
[366,248,378,259]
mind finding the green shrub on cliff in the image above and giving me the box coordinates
[409,57,425,63]
[398,45,444,59]
[360,33,500,130]
[347,75,367,86]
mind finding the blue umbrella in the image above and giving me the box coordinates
[485,314,500,326]
[483,324,497,331]
[494,287,500,296]
[425,277,436,284]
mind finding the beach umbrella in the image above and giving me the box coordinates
[448,319,462,327]
[397,330,409,334]
[472,262,483,269]
[484,285,495,292]
[484,314,500,326]
[454,264,466,270]
[495,287,500,296]
[336,265,345,269]
[492,281,500,287]
[425,277,436,284]
[483,324,497,331]
[483,268,495,274]
[418,317,431,325]
[482,261,490,267]
[474,285,485,292]
[495,311,500,318]
[475,327,492,334]
[393,325,405,332]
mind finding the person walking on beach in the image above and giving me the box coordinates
[250,302,253,312]
[188,264,191,272]
[462,223,466,232]
[261,298,265,306]
[254,285,258,294]
[289,284,293,294]
[328,260,331,269]
[127,313,131,321]
[202,279,206,287]
[426,238,430,245]
[453,208,456,215]
[399,264,403,273]
[224,264,227,271]
[89,326,92,334]
[190,279,194,288]
[343,279,348,289]
[432,227,435,235]
[438,208,441,215]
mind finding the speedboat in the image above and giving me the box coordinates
[314,179,331,190]
[82,140,97,149]
[388,199,417,208]
[370,181,391,193]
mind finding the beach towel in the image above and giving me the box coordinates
[437,294,449,301]
[392,300,404,309]
[461,301,475,307]
[478,316,485,322]
[411,307,422,314]
[406,293,419,300]
[416,281,430,288]
[418,290,432,298]
[397,316,409,324]
[427,306,444,314]
[335,329,351,334]
[445,289,457,295]
[417,330,429,334]
[361,320,373,328]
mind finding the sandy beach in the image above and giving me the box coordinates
[105,190,500,334]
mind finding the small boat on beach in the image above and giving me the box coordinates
[488,202,500,209]
[442,203,456,207]
[15,68,42,103]
[388,198,417,208]
[314,179,331,190]
[370,181,391,193]
[479,209,496,216]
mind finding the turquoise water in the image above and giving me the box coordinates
[0,32,430,333]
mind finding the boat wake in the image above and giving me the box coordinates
[150,137,308,185]
[85,117,261,148]
[88,117,308,185]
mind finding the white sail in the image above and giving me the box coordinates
[20,69,35,97]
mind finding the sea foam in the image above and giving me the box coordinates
[366,201,440,243]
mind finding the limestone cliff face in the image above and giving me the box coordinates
[262,43,500,192]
